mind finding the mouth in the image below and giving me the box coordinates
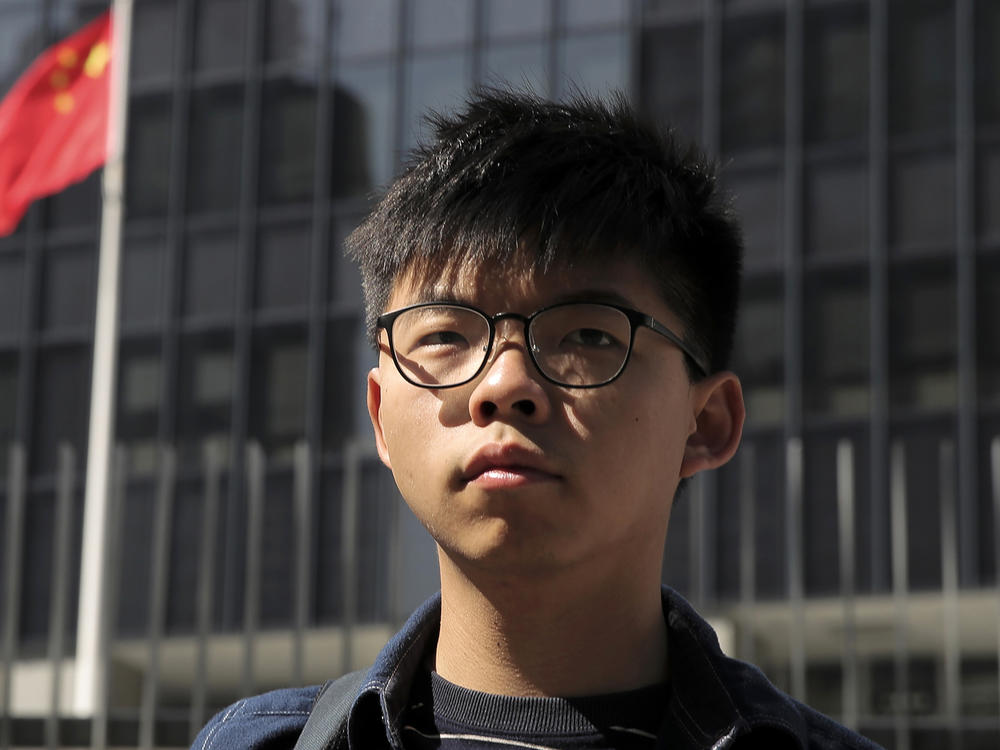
[461,443,562,488]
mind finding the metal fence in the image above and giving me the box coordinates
[2,435,1000,749]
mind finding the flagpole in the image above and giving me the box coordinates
[73,0,133,717]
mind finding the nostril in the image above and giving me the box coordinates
[480,401,497,418]
[514,400,536,416]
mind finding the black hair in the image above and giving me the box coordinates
[346,87,743,377]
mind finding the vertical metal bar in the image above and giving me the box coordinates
[786,437,806,702]
[939,440,961,747]
[292,441,312,685]
[889,440,910,750]
[738,442,757,663]
[341,441,362,674]
[92,445,127,750]
[836,439,858,730]
[189,439,222,740]
[139,445,176,750]
[242,442,265,697]
[868,0,891,595]
[46,445,76,750]
[1,445,26,750]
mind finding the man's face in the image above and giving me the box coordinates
[366,256,742,580]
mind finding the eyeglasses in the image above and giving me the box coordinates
[376,301,707,389]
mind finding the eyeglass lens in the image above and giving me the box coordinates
[389,304,633,387]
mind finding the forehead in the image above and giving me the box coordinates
[387,256,671,318]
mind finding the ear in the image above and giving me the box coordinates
[367,367,393,470]
[680,371,745,479]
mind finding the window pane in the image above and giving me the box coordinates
[255,222,310,311]
[0,4,42,94]
[805,160,868,257]
[804,273,870,417]
[264,0,326,69]
[890,264,957,411]
[323,317,359,454]
[44,170,100,229]
[194,0,246,72]
[485,0,550,39]
[976,2,1000,127]
[0,254,23,338]
[335,0,397,60]
[727,170,784,265]
[891,153,955,251]
[183,231,237,319]
[977,144,1000,243]
[116,340,160,446]
[127,94,172,219]
[32,346,90,474]
[564,0,628,28]
[411,0,473,49]
[177,334,232,465]
[978,259,1000,408]
[0,354,17,476]
[889,0,954,137]
[250,327,308,456]
[131,0,175,81]
[42,245,95,331]
[483,41,550,97]
[335,62,395,195]
[121,237,164,326]
[640,24,702,142]
[260,78,317,206]
[405,52,471,151]
[732,282,784,426]
[556,31,628,99]
[721,14,784,153]
[188,86,244,214]
[805,5,868,144]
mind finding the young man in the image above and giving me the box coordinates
[193,90,881,749]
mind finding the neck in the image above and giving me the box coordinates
[433,552,668,697]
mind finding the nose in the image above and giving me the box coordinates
[468,322,551,425]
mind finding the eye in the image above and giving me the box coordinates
[563,327,618,348]
[417,329,470,348]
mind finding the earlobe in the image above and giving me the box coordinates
[680,372,745,479]
[367,367,393,470]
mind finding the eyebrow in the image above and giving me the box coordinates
[410,286,641,311]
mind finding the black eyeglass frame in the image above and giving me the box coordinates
[375,300,709,389]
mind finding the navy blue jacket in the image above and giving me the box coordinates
[191,587,883,749]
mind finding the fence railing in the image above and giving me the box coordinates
[1,434,999,749]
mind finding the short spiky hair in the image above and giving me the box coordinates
[346,87,743,376]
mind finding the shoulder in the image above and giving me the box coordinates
[190,685,322,750]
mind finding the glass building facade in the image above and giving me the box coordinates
[1,1,998,748]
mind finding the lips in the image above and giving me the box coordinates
[461,443,561,487]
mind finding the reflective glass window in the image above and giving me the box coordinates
[0,354,17,476]
[485,0,550,39]
[721,14,784,153]
[978,260,1000,408]
[563,0,628,28]
[260,79,317,206]
[187,86,244,214]
[805,160,868,257]
[127,94,172,219]
[804,5,869,144]
[183,230,237,320]
[732,281,784,426]
[177,334,232,463]
[31,345,90,474]
[888,0,954,137]
[42,245,95,332]
[640,24,703,142]
[250,327,308,455]
[323,317,359,454]
[556,31,628,99]
[727,170,784,265]
[890,153,955,251]
[335,62,396,194]
[0,3,42,94]
[121,237,165,326]
[804,272,870,417]
[977,144,1000,243]
[255,222,310,311]
[0,254,23,338]
[483,41,550,97]
[411,0,474,49]
[194,0,247,73]
[44,171,100,229]
[976,2,1000,127]
[131,0,176,81]
[404,52,471,151]
[264,0,326,69]
[335,0,397,60]
[117,340,161,448]
[889,264,957,411]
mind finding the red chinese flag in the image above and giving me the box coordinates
[0,11,112,236]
